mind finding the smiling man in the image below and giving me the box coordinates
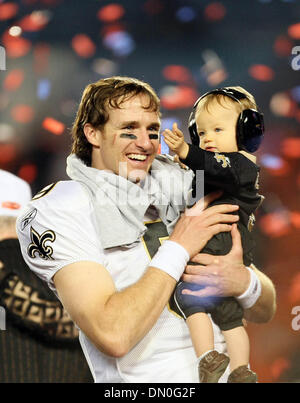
[70,77,161,181]
[16,77,276,383]
[82,92,160,182]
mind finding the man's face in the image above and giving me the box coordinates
[196,98,239,153]
[91,94,160,182]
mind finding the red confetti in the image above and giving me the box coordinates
[18,163,37,183]
[289,272,300,303]
[265,162,290,177]
[97,4,125,22]
[18,13,49,32]
[258,212,290,238]
[163,65,193,83]
[42,117,65,135]
[71,34,96,58]
[270,92,296,118]
[0,2,19,21]
[0,144,17,163]
[11,105,34,123]
[204,2,226,21]
[101,23,125,38]
[270,357,290,380]
[282,137,300,158]
[2,31,31,58]
[249,64,275,81]
[273,36,293,57]
[290,211,300,229]
[3,69,24,91]
[161,86,199,110]
[288,22,300,39]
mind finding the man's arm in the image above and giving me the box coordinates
[53,194,240,357]
[180,224,276,323]
[54,261,176,357]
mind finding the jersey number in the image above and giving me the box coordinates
[142,220,169,259]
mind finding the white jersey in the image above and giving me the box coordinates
[16,180,227,383]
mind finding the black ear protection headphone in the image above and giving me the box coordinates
[188,87,265,153]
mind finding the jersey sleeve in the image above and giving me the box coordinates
[16,181,105,294]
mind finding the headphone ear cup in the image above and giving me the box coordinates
[237,109,264,152]
[188,110,200,147]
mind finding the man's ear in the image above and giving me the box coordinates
[83,123,101,147]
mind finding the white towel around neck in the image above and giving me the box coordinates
[66,154,194,249]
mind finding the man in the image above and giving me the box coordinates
[17,76,276,383]
[0,169,92,382]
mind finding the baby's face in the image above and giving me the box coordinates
[195,98,239,153]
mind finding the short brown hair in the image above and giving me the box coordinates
[71,76,161,166]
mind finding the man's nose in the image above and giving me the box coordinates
[135,130,153,149]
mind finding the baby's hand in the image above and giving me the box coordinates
[163,123,189,159]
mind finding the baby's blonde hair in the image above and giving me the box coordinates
[195,86,257,118]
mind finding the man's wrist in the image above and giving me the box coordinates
[149,240,190,282]
[236,266,262,309]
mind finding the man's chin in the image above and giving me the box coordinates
[118,161,151,183]
[127,169,148,184]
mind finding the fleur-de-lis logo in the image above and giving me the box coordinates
[27,226,56,260]
[247,213,256,232]
[214,153,231,168]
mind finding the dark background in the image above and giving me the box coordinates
[0,0,300,382]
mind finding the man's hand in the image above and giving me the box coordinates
[163,123,189,159]
[169,192,240,259]
[180,224,250,298]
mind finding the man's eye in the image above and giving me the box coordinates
[149,134,159,140]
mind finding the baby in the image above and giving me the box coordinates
[164,86,265,383]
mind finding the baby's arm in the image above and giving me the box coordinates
[163,123,189,160]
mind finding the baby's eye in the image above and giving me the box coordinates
[198,131,205,136]
[215,128,222,133]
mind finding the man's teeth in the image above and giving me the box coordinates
[127,154,147,161]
